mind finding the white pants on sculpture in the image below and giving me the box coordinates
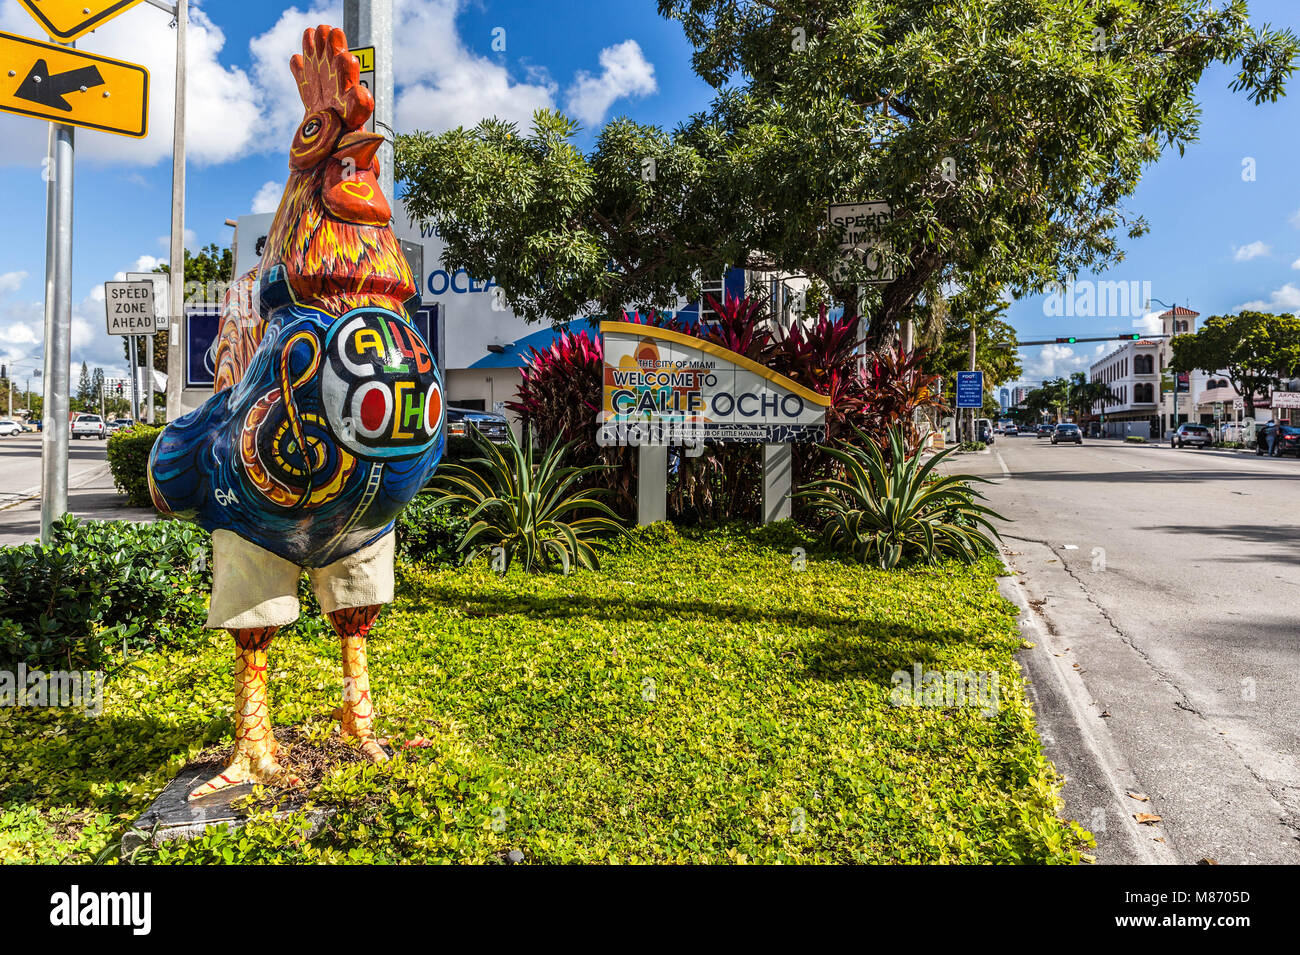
[205,529,396,630]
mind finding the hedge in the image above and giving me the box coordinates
[106,425,163,507]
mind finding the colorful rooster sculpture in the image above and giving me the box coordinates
[148,25,443,799]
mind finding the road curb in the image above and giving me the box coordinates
[996,546,1180,865]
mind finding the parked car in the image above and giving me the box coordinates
[1171,423,1212,448]
[1256,422,1300,457]
[0,419,22,437]
[444,406,511,458]
[1051,422,1083,445]
[70,413,106,440]
[977,421,995,444]
[1036,424,1054,438]
[20,418,38,432]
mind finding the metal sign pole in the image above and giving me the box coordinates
[129,336,140,421]
[165,0,187,423]
[345,0,394,211]
[40,118,74,544]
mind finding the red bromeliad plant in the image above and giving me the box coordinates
[506,328,637,517]
[698,293,773,361]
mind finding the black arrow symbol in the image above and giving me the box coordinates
[15,60,105,112]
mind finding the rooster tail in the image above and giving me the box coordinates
[213,268,267,393]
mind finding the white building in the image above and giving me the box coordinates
[1088,339,1162,438]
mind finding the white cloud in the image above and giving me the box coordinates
[1291,257,1300,270]
[251,181,284,214]
[565,40,657,127]
[0,2,261,166]
[392,0,557,132]
[0,271,27,295]
[1233,241,1270,262]
[1134,310,1163,335]
[1235,283,1300,313]
[1016,343,1097,382]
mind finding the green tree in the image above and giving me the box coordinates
[1026,378,1070,422]
[924,294,1022,393]
[1067,371,1120,421]
[75,362,93,411]
[397,1,1296,343]
[1170,311,1300,416]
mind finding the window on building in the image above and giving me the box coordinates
[699,274,726,320]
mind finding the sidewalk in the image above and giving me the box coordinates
[0,462,157,547]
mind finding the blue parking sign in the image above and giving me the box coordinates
[956,371,984,408]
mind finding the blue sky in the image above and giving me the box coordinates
[0,0,1297,388]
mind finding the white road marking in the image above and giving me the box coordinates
[995,452,1011,477]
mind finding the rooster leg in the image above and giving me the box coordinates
[189,626,301,801]
[328,604,389,762]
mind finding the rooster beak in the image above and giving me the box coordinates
[334,130,385,170]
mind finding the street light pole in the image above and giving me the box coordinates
[1146,296,1182,439]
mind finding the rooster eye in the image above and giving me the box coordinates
[303,118,321,138]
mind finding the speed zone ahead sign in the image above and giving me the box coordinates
[104,280,156,335]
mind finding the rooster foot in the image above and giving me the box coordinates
[331,705,390,762]
[188,747,302,801]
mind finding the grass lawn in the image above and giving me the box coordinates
[0,523,1089,864]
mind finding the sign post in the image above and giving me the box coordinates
[105,280,156,423]
[9,0,152,541]
[956,370,984,444]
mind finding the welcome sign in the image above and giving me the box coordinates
[600,322,829,443]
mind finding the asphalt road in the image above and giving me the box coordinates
[0,432,153,546]
[953,435,1300,864]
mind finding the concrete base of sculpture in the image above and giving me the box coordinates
[120,760,335,859]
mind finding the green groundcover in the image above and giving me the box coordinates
[0,523,1089,864]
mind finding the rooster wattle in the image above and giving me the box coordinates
[147,25,443,799]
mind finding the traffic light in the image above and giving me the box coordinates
[1118,333,1140,340]
[1054,337,1077,344]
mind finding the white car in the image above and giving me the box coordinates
[71,413,106,440]
[0,419,21,437]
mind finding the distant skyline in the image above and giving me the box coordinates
[1,0,1297,390]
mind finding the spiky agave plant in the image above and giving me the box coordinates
[796,424,1006,569]
[431,426,625,573]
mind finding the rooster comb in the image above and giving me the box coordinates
[290,24,373,131]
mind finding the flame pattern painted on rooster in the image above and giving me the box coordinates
[145,25,443,799]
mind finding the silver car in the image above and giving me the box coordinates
[1171,423,1212,448]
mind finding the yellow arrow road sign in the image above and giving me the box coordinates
[0,30,148,137]
[17,0,147,43]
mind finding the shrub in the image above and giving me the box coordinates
[0,515,211,670]
[797,424,1005,569]
[431,427,625,573]
[107,425,163,507]
[958,441,987,452]
[395,493,472,567]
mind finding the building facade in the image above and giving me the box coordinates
[1089,339,1163,438]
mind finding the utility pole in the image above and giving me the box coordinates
[967,323,977,442]
[165,0,188,423]
[41,117,74,544]
[345,0,394,211]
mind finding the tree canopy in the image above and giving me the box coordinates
[1170,311,1300,416]
[396,0,1296,343]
